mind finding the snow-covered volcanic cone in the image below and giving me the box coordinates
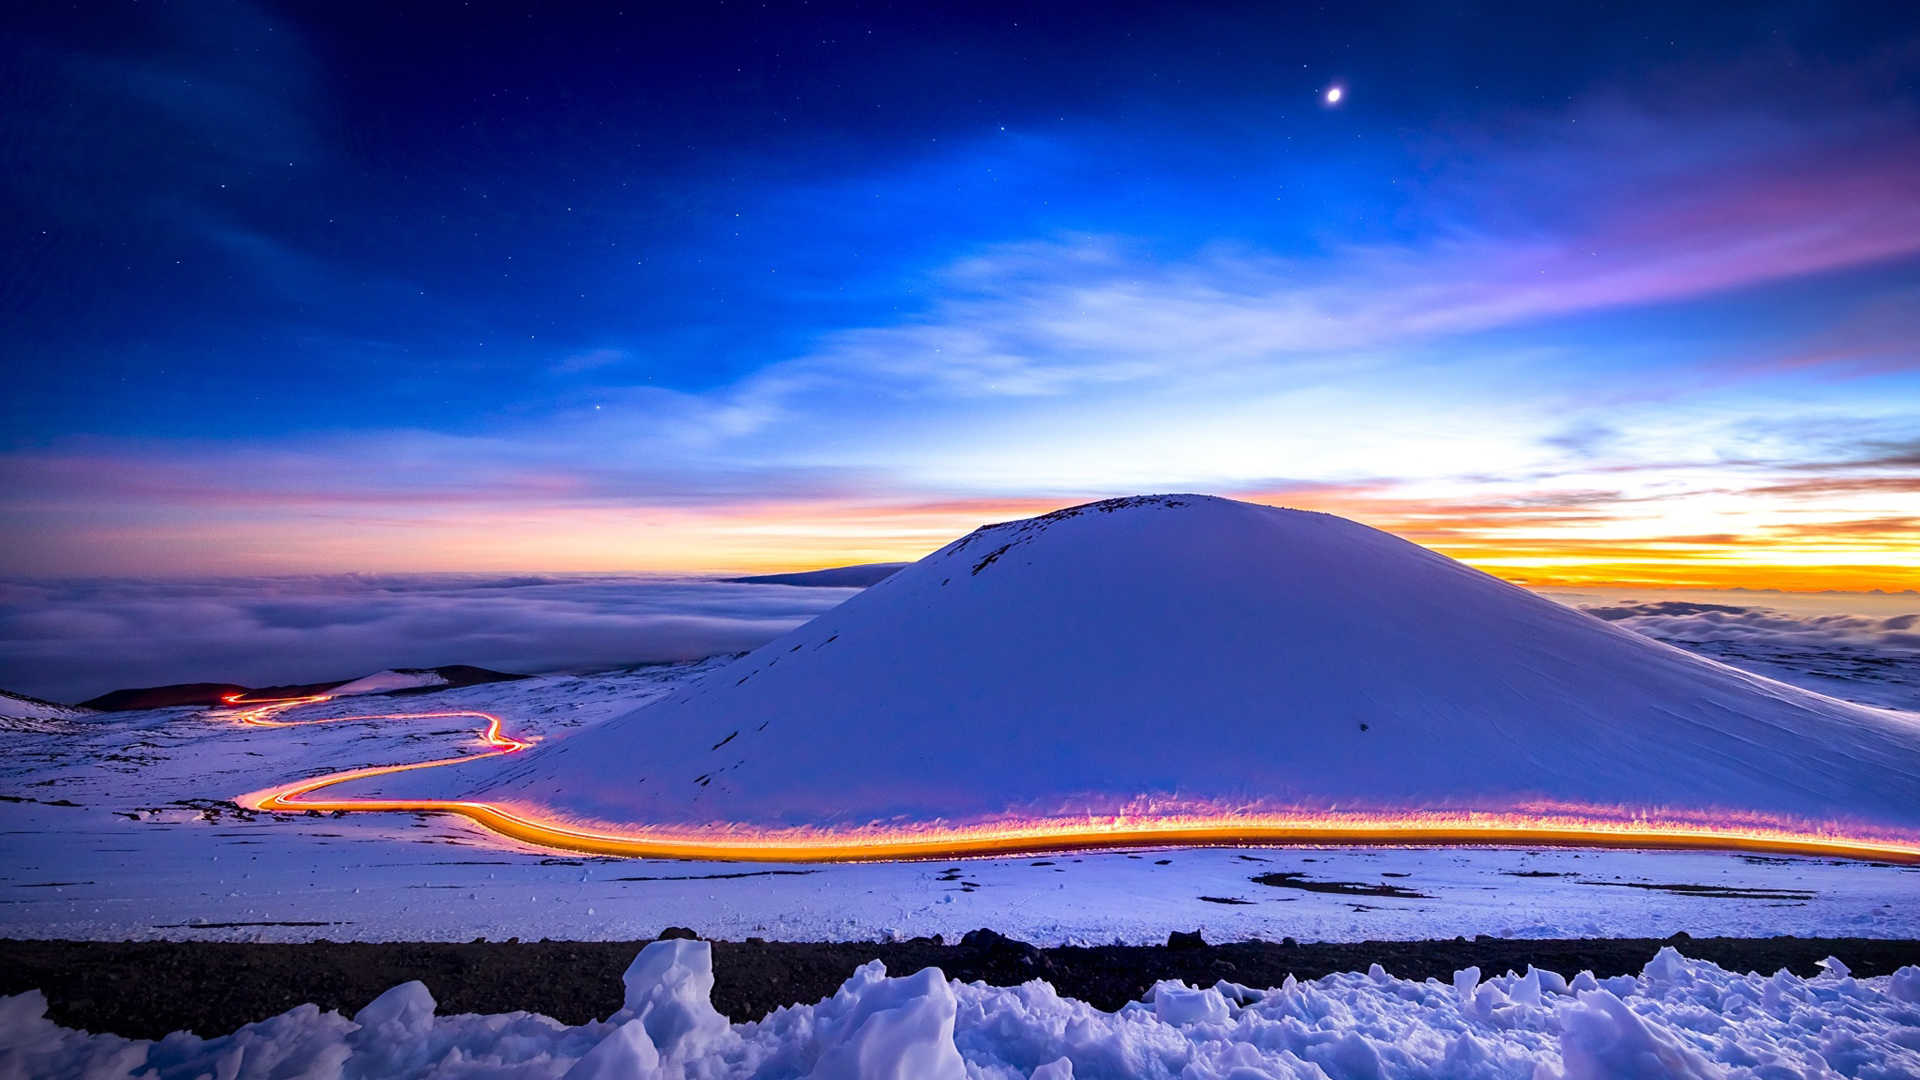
[459,495,1920,840]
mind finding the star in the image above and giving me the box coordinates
[1325,85,1344,105]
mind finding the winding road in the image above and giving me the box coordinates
[227,694,1920,865]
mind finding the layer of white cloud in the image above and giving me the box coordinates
[1585,599,1920,654]
[0,575,855,704]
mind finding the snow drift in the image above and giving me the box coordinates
[5,939,1919,1079]
[438,495,1920,840]
[0,689,92,732]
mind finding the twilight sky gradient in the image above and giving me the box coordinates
[4,1,1918,588]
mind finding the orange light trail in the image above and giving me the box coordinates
[228,698,1920,865]
[223,693,528,752]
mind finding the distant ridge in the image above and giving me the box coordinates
[722,563,909,587]
[79,665,526,712]
[81,682,293,712]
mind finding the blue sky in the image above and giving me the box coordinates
[3,1,1917,585]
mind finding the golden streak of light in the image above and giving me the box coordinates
[227,698,1920,866]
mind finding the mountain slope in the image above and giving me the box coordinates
[0,689,95,732]
[456,495,1920,840]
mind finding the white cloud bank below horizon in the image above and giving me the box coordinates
[3,575,1917,708]
[0,574,855,704]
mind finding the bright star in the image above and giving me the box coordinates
[1325,85,1344,105]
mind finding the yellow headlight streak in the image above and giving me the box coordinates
[226,695,1920,865]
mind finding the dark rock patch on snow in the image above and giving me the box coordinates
[5,933,1918,1040]
[1251,872,1431,899]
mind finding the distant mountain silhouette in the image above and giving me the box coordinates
[79,665,525,712]
[723,563,909,587]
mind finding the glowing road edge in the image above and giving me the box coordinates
[228,694,1920,865]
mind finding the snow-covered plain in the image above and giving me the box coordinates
[1,662,1917,944]
[7,936,1920,1079]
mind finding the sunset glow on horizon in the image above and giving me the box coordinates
[13,487,1910,593]
[3,5,1916,592]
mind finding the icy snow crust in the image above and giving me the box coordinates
[458,495,1920,836]
[8,939,1920,1080]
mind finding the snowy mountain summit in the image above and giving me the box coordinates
[461,495,1920,840]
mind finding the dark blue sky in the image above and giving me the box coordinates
[3,1,1918,583]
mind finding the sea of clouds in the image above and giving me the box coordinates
[1566,593,1920,712]
[4,576,1917,709]
[1581,599,1920,654]
[0,574,854,704]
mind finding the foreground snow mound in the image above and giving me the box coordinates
[464,494,1920,834]
[6,945,1920,1079]
[799,964,966,1080]
[612,937,732,1063]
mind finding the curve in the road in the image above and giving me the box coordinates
[229,695,1920,864]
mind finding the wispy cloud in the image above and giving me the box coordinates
[3,44,1918,586]
[747,97,1920,400]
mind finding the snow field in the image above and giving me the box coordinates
[6,939,1920,1079]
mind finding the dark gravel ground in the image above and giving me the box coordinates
[5,931,1917,1040]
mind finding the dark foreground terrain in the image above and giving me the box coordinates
[5,931,1917,1039]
